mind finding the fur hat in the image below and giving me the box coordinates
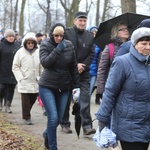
[131,27,150,45]
[4,29,15,37]
[74,12,87,19]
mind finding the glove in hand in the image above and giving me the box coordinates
[72,88,80,101]
[57,41,66,51]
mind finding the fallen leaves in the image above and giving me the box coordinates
[0,113,44,150]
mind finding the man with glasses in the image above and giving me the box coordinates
[60,11,96,135]
[0,29,20,113]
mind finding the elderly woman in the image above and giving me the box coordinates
[12,32,42,125]
[96,27,150,150]
[38,22,80,150]
[96,21,129,103]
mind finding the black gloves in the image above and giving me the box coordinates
[56,41,66,51]
[99,121,106,132]
[95,94,102,104]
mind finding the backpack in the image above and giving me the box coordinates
[109,43,114,63]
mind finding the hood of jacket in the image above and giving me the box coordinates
[21,32,37,49]
[49,21,65,44]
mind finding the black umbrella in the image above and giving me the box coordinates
[94,12,150,50]
[72,100,81,139]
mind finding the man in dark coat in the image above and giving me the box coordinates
[0,29,20,113]
[60,12,96,135]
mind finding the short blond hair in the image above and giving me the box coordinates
[53,26,64,35]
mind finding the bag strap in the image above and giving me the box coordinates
[109,43,114,59]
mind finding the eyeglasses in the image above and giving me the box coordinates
[118,28,128,31]
[53,34,64,37]
[27,42,34,45]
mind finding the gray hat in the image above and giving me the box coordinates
[4,29,15,37]
[131,27,150,45]
[74,12,87,19]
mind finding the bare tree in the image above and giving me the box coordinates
[19,0,26,36]
[95,0,100,26]
[13,0,19,31]
[36,0,51,33]
[59,0,81,27]
[121,0,136,13]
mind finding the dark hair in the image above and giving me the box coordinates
[136,36,150,43]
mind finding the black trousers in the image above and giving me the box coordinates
[120,141,149,150]
[0,83,16,103]
[21,93,38,120]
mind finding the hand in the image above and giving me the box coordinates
[99,121,106,132]
[56,41,66,51]
[72,88,80,101]
[77,63,86,74]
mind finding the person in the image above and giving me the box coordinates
[38,22,80,150]
[95,27,150,150]
[116,18,150,56]
[35,33,43,46]
[0,29,20,113]
[87,26,101,104]
[60,11,96,135]
[12,32,42,125]
[96,21,129,103]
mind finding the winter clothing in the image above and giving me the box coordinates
[74,11,87,19]
[96,42,121,95]
[137,18,150,28]
[131,27,150,45]
[12,33,42,93]
[39,25,80,91]
[0,36,20,111]
[12,32,42,121]
[39,22,80,150]
[96,44,150,143]
[4,29,15,37]
[60,23,95,132]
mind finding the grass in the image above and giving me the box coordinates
[0,113,45,150]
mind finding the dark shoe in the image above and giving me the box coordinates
[25,119,33,125]
[83,128,96,135]
[61,127,72,134]
[43,132,49,149]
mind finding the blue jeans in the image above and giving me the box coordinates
[90,76,97,95]
[39,86,69,150]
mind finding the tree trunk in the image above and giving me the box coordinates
[19,0,26,36]
[121,0,136,13]
[95,0,100,26]
[13,0,19,31]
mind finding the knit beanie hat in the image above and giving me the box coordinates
[137,19,150,28]
[131,27,150,45]
[4,29,15,37]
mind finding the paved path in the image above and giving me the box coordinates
[4,90,150,150]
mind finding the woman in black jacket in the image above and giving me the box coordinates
[39,22,80,150]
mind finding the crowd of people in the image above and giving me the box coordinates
[1,11,150,150]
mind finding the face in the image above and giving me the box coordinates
[74,18,87,30]
[53,33,64,43]
[117,25,129,42]
[26,40,35,50]
[6,35,15,43]
[135,41,150,56]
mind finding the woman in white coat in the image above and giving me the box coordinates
[12,32,43,125]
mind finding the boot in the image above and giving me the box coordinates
[5,101,12,113]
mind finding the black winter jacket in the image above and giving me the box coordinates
[0,38,20,84]
[65,26,95,72]
[39,23,80,91]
